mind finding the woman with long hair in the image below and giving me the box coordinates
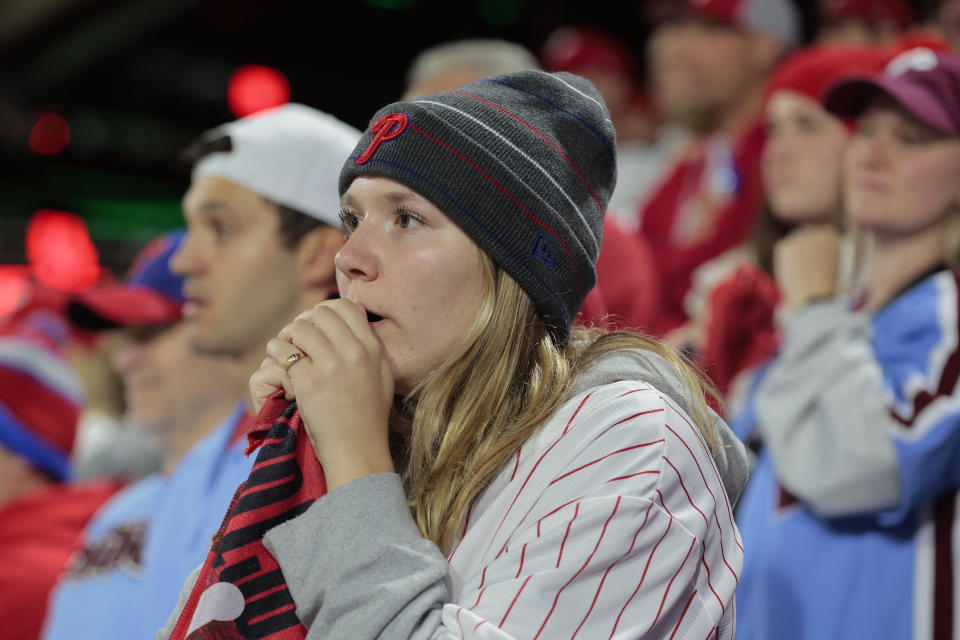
[734,47,960,639]
[674,44,888,402]
[161,70,748,639]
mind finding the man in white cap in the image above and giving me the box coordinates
[125,104,359,638]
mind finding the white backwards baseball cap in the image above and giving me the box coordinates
[192,103,362,227]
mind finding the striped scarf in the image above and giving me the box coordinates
[169,391,326,639]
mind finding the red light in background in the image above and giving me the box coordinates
[228,65,290,117]
[0,267,30,318]
[29,112,71,156]
[26,210,100,293]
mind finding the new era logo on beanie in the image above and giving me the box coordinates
[339,69,617,342]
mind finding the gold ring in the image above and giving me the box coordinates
[282,351,304,370]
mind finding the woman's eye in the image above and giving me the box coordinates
[339,210,360,234]
[395,208,421,229]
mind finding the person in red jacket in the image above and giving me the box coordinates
[639,0,801,336]
[0,316,119,640]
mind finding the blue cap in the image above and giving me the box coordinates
[67,231,186,330]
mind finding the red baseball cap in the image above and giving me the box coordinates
[820,0,913,30]
[824,47,960,135]
[765,44,891,106]
[68,231,185,330]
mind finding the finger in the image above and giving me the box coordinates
[283,311,359,365]
[250,361,296,402]
[265,337,309,367]
[312,298,382,352]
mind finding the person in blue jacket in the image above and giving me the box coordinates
[734,46,960,639]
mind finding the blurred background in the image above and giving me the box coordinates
[4,0,947,293]
[0,0,829,278]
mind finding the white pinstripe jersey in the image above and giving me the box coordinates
[436,380,743,639]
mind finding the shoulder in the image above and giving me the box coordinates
[527,380,723,497]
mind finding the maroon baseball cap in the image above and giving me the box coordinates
[824,47,960,135]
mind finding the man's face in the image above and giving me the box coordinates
[171,175,302,359]
[648,16,758,130]
[111,322,241,439]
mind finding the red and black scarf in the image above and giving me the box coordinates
[170,391,326,640]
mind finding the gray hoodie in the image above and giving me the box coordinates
[158,348,748,639]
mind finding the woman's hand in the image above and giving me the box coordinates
[251,298,396,490]
[774,225,841,310]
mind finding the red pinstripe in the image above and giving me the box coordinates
[607,470,661,483]
[450,90,605,215]
[478,565,488,590]
[448,500,476,563]
[510,447,522,481]
[455,605,465,637]
[663,454,737,588]
[533,497,623,640]
[499,574,533,628]
[572,500,656,639]
[549,440,665,486]
[699,544,724,612]
[556,503,581,567]
[610,506,675,638]
[663,424,740,583]
[474,620,488,633]
[470,585,488,610]
[483,392,595,558]
[410,123,586,292]
[670,589,699,640]
[515,543,527,578]
[661,398,742,553]
[648,537,698,635]
[617,385,656,398]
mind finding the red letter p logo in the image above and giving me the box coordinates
[355,113,409,166]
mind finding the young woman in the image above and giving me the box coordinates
[674,44,887,401]
[734,48,960,639]
[161,70,748,639]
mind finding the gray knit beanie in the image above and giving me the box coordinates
[338,69,617,342]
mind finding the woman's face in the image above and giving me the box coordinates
[762,90,851,224]
[336,176,489,394]
[845,97,960,235]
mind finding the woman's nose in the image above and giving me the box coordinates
[334,225,379,282]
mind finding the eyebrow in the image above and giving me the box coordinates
[341,188,420,209]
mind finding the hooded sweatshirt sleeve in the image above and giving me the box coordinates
[755,275,960,521]
[261,378,745,639]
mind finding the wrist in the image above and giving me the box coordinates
[321,445,396,492]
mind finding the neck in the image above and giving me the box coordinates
[866,225,947,310]
[162,395,243,474]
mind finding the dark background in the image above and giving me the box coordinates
[0,0,843,273]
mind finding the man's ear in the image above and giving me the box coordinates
[295,225,345,289]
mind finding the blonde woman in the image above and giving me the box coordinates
[735,47,960,639]
[161,70,747,639]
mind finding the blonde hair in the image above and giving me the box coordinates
[393,255,722,552]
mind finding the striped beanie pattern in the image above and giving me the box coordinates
[339,69,617,342]
[0,332,84,481]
